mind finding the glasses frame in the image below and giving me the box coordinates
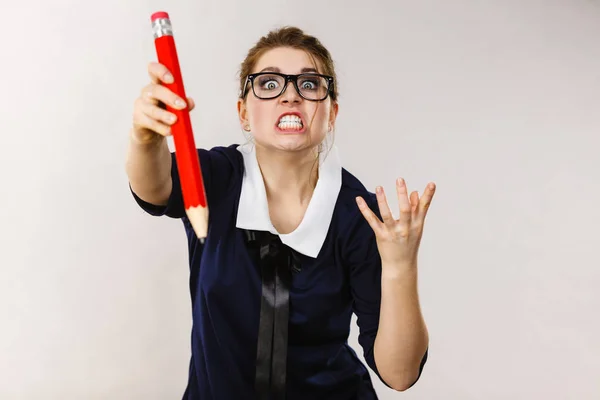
[241,72,335,101]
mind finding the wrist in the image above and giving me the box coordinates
[129,127,165,148]
[381,262,418,281]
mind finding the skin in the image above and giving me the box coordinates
[237,47,435,391]
[126,46,435,392]
[357,179,435,391]
[236,47,339,234]
[126,62,193,206]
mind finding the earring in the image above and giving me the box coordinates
[244,124,251,132]
[328,124,332,132]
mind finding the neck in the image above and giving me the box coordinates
[255,145,319,204]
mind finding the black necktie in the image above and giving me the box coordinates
[243,230,301,400]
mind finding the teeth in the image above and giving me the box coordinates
[278,115,303,130]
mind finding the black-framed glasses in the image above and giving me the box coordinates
[242,72,334,101]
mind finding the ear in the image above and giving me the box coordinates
[329,101,339,128]
[237,98,248,127]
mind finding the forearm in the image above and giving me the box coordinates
[125,130,172,205]
[374,265,428,391]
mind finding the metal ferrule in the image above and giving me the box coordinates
[152,18,173,38]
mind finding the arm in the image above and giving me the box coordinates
[354,178,436,391]
[126,61,191,206]
[125,63,242,225]
[347,204,428,392]
[126,132,172,206]
[374,265,428,391]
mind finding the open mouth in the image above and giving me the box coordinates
[276,114,304,132]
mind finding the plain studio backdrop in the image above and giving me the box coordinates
[1,0,599,398]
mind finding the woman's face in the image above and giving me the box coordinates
[237,47,338,153]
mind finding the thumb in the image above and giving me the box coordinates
[187,97,195,111]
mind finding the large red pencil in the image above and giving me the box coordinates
[151,11,208,240]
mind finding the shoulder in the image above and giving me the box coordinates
[196,143,246,185]
[331,167,380,244]
[197,143,244,172]
[189,143,246,204]
[336,167,379,220]
[331,167,382,266]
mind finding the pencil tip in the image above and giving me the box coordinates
[186,205,209,242]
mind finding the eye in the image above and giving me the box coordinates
[299,77,320,91]
[257,76,280,91]
[265,80,279,90]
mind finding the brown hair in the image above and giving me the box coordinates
[238,26,339,101]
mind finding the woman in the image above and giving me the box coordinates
[126,26,434,400]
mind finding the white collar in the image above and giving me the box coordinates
[235,142,342,258]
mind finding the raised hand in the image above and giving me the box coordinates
[356,178,436,269]
[131,61,196,144]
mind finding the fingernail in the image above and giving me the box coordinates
[167,114,176,123]
[397,178,404,185]
[164,73,173,83]
[376,186,383,194]
[174,98,185,108]
[356,197,364,207]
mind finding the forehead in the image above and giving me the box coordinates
[253,47,323,74]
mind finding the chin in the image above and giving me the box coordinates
[274,140,312,153]
[260,136,313,153]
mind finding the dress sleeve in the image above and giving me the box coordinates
[344,192,428,389]
[129,145,241,219]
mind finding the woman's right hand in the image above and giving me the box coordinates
[131,61,195,144]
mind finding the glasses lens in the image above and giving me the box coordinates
[253,74,286,99]
[251,73,330,100]
[297,74,329,100]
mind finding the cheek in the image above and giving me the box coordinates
[308,105,331,129]
[247,102,272,128]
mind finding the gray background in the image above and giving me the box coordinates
[1,0,599,398]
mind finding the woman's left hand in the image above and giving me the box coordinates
[356,178,436,270]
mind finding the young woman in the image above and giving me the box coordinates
[126,26,435,400]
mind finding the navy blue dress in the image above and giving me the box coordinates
[130,143,426,399]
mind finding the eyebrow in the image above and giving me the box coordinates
[259,66,319,74]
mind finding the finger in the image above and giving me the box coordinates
[133,112,172,137]
[356,196,384,236]
[133,101,172,137]
[410,191,419,213]
[148,61,174,84]
[375,186,395,227]
[418,182,436,217]
[140,83,158,106]
[396,178,411,225]
[187,97,195,111]
[142,83,187,110]
[138,98,178,127]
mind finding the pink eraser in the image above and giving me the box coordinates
[151,11,170,22]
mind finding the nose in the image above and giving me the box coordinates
[279,80,302,104]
